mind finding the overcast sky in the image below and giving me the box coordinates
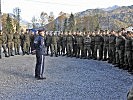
[1,0,133,22]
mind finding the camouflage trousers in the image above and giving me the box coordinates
[108,46,116,64]
[24,42,30,54]
[67,43,73,56]
[84,45,91,58]
[124,50,132,67]
[51,44,57,55]
[115,49,124,65]
[14,42,20,54]
[94,45,103,59]
[8,42,14,56]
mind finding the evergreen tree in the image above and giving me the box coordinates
[68,13,75,32]
[6,14,13,33]
[63,18,67,32]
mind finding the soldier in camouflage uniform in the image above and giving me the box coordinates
[13,31,20,55]
[66,31,73,57]
[76,31,83,58]
[7,31,14,56]
[103,30,109,61]
[51,32,58,57]
[0,31,9,59]
[57,32,62,56]
[115,31,125,68]
[24,30,30,55]
[83,32,91,59]
[20,30,25,55]
[90,32,95,59]
[94,31,104,60]
[72,32,78,57]
[2,31,9,57]
[61,32,67,56]
[108,30,116,64]
[30,32,35,54]
[124,32,133,72]
[45,31,52,56]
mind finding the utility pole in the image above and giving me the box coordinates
[13,7,21,32]
[0,0,2,31]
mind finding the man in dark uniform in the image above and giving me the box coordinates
[33,29,46,80]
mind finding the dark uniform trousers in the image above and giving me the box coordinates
[34,35,45,78]
[35,52,45,77]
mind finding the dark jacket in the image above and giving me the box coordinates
[34,35,45,55]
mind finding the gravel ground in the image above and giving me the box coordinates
[0,55,133,100]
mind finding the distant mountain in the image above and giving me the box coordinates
[102,5,119,11]
[44,5,133,31]
[74,5,133,31]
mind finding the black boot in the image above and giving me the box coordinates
[0,55,2,59]
[5,54,9,57]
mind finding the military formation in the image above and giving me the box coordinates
[44,29,133,74]
[0,28,133,74]
[0,29,35,58]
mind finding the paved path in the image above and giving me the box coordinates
[0,55,133,100]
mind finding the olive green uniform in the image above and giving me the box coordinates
[13,32,20,55]
[124,36,132,71]
[57,34,62,56]
[45,34,52,55]
[94,34,104,60]
[76,35,83,58]
[66,34,73,57]
[115,35,125,68]
[103,34,109,60]
[51,34,58,56]
[108,34,116,64]
[83,35,91,59]
[7,33,14,56]
[61,34,67,56]
[73,34,77,57]
[24,32,30,55]
[90,35,95,59]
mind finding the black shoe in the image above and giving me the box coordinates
[5,55,9,57]
[37,77,46,80]
[0,56,1,59]
[11,54,14,56]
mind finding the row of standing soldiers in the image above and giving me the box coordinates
[0,30,35,58]
[45,30,133,74]
[0,29,133,74]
